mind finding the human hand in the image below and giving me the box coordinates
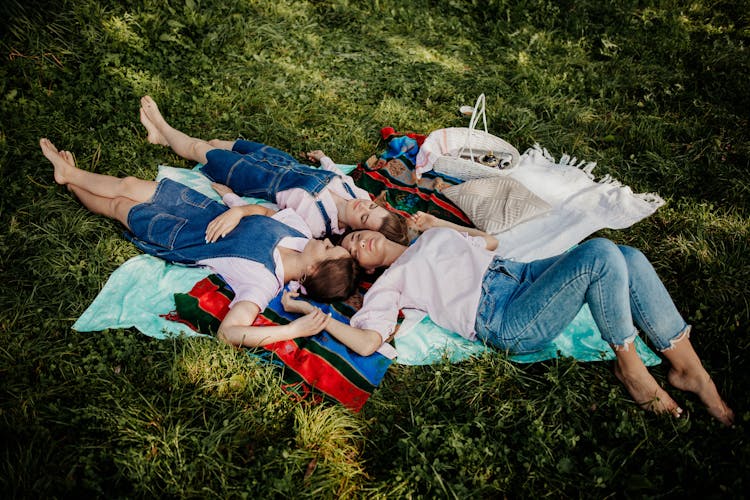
[288,308,331,338]
[281,291,315,315]
[205,207,244,243]
[211,182,234,198]
[304,150,326,163]
[408,211,439,232]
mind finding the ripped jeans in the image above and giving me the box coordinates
[474,238,689,354]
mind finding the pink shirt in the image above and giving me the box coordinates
[350,228,495,343]
[199,207,311,311]
[275,156,372,238]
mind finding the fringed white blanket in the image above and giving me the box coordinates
[490,145,664,261]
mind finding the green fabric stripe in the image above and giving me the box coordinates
[291,338,376,392]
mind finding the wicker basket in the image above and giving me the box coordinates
[433,129,520,180]
[416,94,521,180]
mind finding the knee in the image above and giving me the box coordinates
[582,238,621,260]
[618,245,653,272]
[120,176,141,196]
[111,196,136,225]
[579,238,627,273]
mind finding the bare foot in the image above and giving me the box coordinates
[139,95,171,143]
[614,360,683,418]
[139,106,168,146]
[668,368,734,426]
[207,139,235,150]
[40,138,75,185]
[60,150,75,165]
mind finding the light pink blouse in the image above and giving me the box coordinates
[350,228,495,344]
[276,156,371,238]
[199,207,310,312]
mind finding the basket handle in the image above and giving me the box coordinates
[458,93,488,161]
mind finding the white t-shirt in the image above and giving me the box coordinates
[199,207,311,311]
[350,228,495,343]
[275,156,372,238]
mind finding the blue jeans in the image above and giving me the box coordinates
[474,238,688,354]
[200,140,336,200]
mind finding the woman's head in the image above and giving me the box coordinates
[340,229,404,273]
[343,199,409,245]
[300,238,360,302]
[303,257,360,302]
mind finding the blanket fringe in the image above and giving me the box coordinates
[525,144,665,208]
[530,144,597,179]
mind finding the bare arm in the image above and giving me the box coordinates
[409,211,498,251]
[217,300,331,348]
[205,182,277,242]
[303,149,342,174]
[281,292,384,356]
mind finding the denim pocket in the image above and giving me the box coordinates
[249,149,295,167]
[146,213,187,250]
[180,186,214,209]
[476,265,522,338]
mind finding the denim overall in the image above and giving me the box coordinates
[201,140,356,236]
[125,179,305,270]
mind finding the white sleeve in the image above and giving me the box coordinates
[200,258,280,311]
[272,209,313,238]
[318,156,344,174]
[350,283,401,341]
[222,193,248,207]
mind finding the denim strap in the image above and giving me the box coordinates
[342,182,356,199]
[316,199,332,235]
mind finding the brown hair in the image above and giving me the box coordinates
[303,257,361,302]
[377,211,409,246]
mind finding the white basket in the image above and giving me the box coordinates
[433,129,519,180]
[418,94,521,180]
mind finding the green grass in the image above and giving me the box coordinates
[1,0,748,497]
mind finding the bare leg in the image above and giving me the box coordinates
[208,139,236,150]
[662,335,734,426]
[613,346,684,418]
[139,107,168,146]
[139,95,213,164]
[68,185,138,228]
[40,138,156,202]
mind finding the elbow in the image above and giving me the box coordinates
[217,325,244,348]
[487,236,499,252]
[216,326,233,346]
[355,330,384,357]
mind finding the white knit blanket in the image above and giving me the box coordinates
[489,145,664,260]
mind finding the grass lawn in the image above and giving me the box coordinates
[1,0,748,497]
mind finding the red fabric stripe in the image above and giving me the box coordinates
[196,293,231,319]
[187,278,220,298]
[363,170,471,224]
[265,339,371,412]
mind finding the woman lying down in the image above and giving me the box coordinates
[290,213,734,426]
[40,137,389,358]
